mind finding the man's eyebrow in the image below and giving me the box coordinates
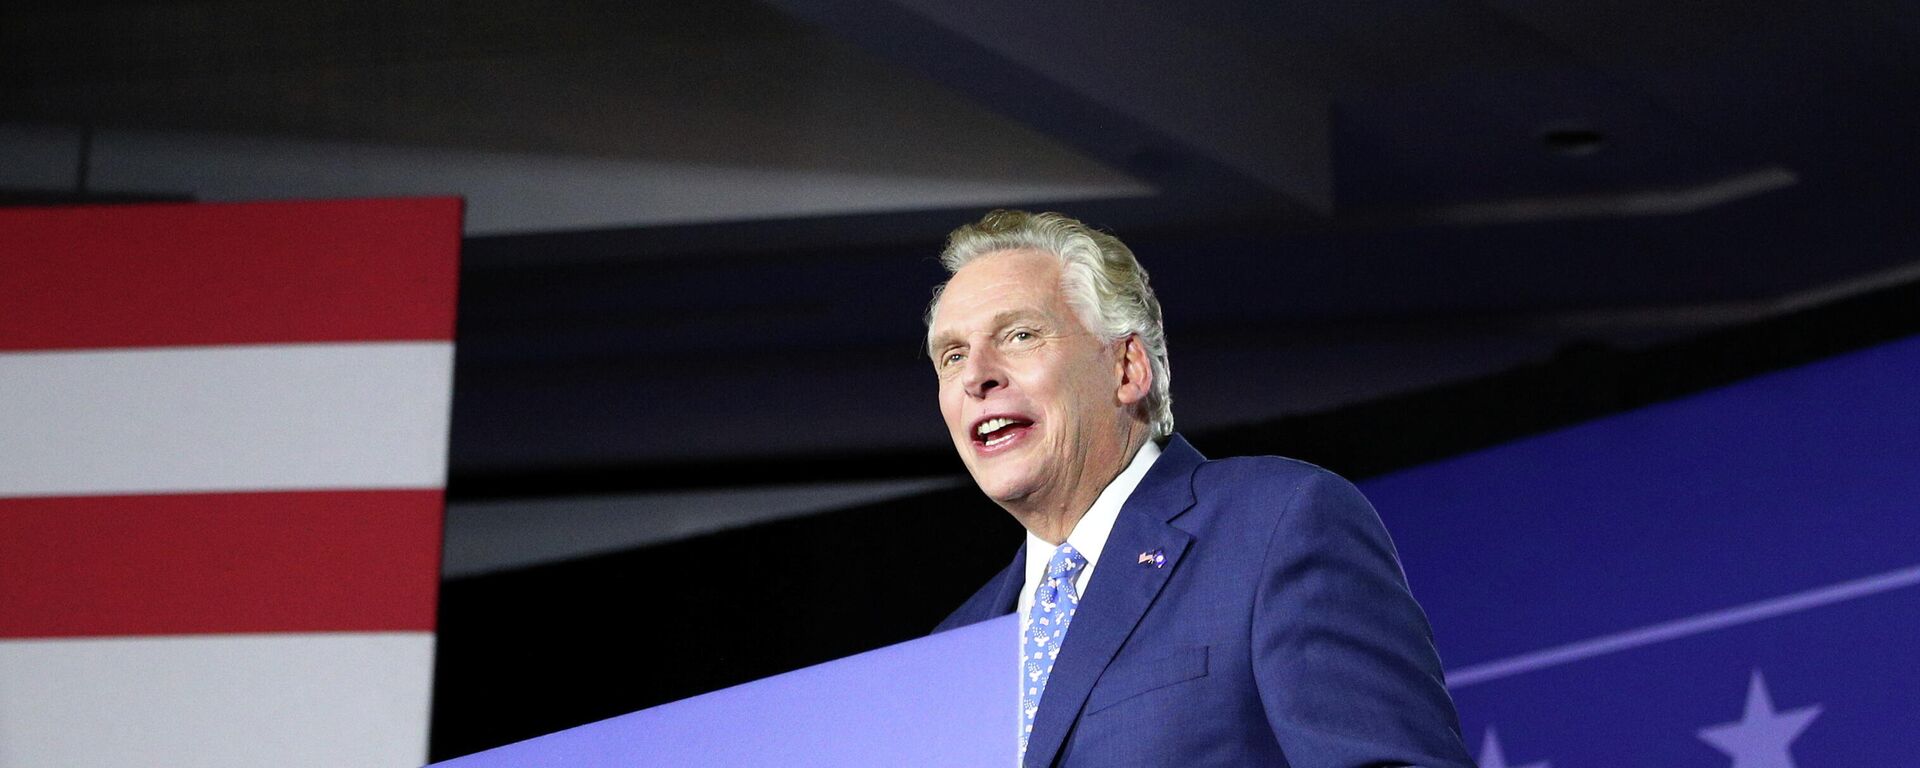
[927,330,961,355]
[928,310,1050,356]
[998,309,1046,325]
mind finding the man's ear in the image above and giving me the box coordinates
[1114,334,1152,407]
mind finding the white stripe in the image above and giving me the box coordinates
[0,632,434,768]
[0,343,452,497]
[1448,562,1920,688]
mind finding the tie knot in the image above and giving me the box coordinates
[1045,544,1087,582]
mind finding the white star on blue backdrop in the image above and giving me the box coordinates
[1696,670,1821,768]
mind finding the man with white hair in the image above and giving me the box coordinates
[926,210,1473,767]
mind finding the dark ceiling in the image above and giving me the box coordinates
[5,0,1916,483]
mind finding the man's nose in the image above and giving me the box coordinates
[960,344,1004,398]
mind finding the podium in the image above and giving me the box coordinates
[433,615,1017,766]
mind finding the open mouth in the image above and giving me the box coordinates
[972,416,1033,449]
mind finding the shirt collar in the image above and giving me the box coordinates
[1021,438,1164,592]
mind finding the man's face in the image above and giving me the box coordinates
[928,248,1133,514]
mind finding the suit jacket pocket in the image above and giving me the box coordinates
[1084,644,1210,715]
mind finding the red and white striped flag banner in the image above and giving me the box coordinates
[0,198,462,767]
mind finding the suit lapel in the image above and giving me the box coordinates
[1025,436,1204,767]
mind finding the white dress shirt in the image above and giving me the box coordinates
[1016,439,1164,628]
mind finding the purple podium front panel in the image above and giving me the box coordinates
[434,614,1018,767]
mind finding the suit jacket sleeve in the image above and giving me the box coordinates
[1246,466,1472,767]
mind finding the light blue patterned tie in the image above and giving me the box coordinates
[1021,543,1087,764]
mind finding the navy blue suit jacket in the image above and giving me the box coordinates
[935,435,1473,767]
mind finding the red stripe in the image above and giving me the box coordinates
[0,490,442,638]
[0,198,462,352]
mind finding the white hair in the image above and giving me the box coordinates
[925,210,1174,438]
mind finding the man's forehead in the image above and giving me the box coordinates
[937,249,1060,310]
[931,282,1060,337]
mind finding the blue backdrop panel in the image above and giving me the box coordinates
[434,615,1017,767]
[1362,335,1920,766]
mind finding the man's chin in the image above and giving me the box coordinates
[960,446,1043,503]
[973,472,1042,507]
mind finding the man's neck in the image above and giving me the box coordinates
[1010,429,1150,544]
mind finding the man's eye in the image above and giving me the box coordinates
[1008,329,1038,344]
[942,351,965,366]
